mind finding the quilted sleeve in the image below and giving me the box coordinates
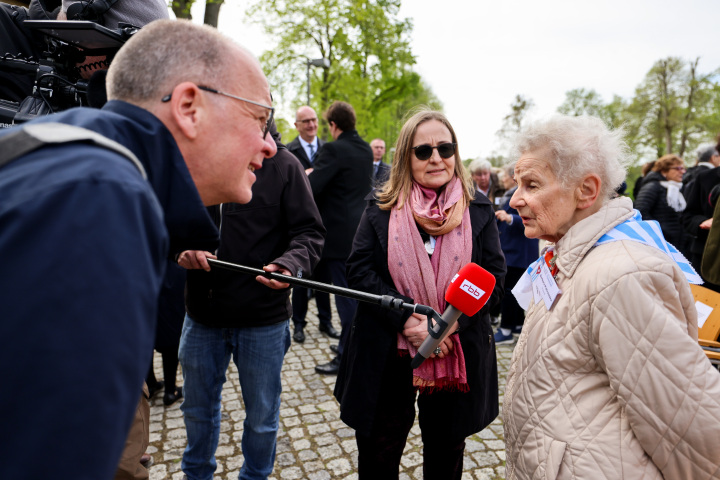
[590,270,720,479]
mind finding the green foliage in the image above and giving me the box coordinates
[557,58,720,166]
[246,0,441,154]
[557,88,627,129]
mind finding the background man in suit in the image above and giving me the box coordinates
[310,101,373,374]
[370,138,391,186]
[287,105,337,343]
[287,106,323,171]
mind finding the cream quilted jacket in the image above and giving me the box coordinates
[504,197,720,479]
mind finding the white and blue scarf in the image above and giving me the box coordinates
[512,209,702,310]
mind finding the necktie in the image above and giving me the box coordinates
[374,163,379,178]
[309,144,315,163]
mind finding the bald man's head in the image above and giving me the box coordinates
[294,106,319,143]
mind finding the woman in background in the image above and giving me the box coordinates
[634,154,688,254]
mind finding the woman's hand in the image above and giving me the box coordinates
[403,312,458,359]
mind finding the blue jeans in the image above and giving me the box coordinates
[179,315,291,480]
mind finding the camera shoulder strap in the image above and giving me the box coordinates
[0,122,146,179]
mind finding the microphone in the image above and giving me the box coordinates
[206,257,440,318]
[410,263,496,369]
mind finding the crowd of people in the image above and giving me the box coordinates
[1,2,719,480]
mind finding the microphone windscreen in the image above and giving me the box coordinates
[445,263,495,316]
[87,69,108,109]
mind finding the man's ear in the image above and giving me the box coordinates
[576,173,601,210]
[166,82,204,141]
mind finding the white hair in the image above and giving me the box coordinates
[468,158,491,174]
[511,114,630,203]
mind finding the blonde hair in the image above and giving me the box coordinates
[377,108,475,210]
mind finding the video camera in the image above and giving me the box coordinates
[0,20,136,127]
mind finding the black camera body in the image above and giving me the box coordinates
[0,20,134,128]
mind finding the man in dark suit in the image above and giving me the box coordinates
[286,105,337,343]
[370,138,391,187]
[310,101,373,374]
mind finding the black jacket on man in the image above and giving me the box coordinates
[287,136,325,169]
[374,161,391,187]
[185,133,326,328]
[309,129,373,260]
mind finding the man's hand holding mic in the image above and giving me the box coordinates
[178,250,291,290]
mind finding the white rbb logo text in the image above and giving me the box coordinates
[460,279,484,300]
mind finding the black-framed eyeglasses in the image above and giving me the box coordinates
[161,85,274,140]
[412,142,457,161]
[671,166,686,171]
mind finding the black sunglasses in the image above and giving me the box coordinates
[412,142,457,161]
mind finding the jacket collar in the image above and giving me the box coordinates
[553,196,635,278]
[35,101,219,255]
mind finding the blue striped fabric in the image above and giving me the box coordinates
[596,210,703,285]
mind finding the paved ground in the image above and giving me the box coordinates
[146,298,515,480]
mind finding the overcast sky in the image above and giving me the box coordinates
[184,0,720,160]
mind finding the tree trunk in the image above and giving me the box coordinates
[679,58,700,157]
[172,0,194,20]
[204,0,225,27]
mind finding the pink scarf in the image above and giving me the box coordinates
[388,177,472,392]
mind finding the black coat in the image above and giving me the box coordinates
[334,191,506,439]
[309,129,373,260]
[682,166,720,255]
[633,171,684,247]
[185,140,326,328]
[286,136,325,169]
[373,161,391,187]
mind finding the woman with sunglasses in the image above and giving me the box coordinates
[634,154,690,256]
[334,109,506,479]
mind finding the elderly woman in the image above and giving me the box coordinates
[503,115,720,479]
[468,158,505,209]
[334,110,506,479]
[634,154,688,251]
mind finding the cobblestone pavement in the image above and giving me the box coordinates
[147,299,515,480]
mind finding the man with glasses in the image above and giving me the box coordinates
[0,20,276,480]
[309,101,373,374]
[287,105,338,343]
[177,122,325,480]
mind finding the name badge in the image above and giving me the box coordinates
[531,260,561,310]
